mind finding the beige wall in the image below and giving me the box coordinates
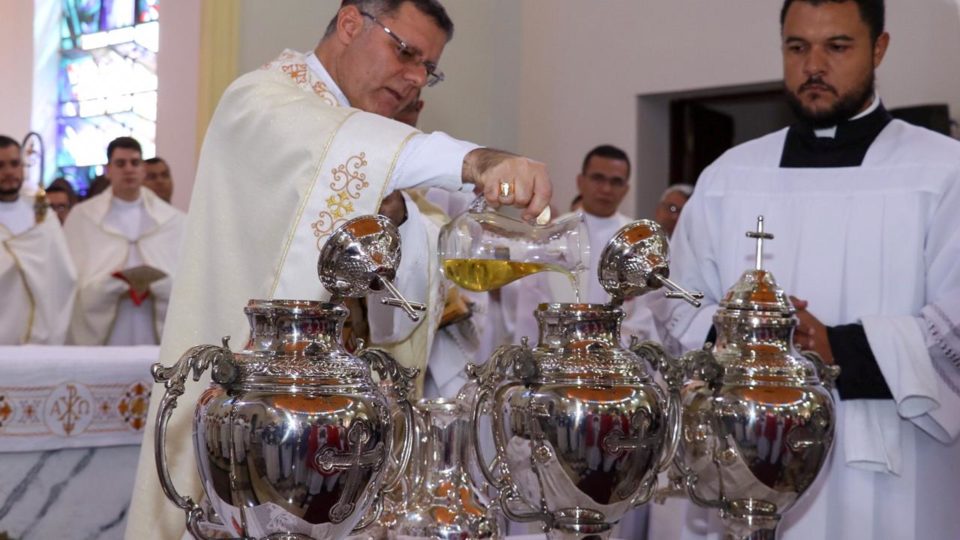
[515,0,960,217]
[7,1,960,215]
[156,1,202,211]
[231,0,960,218]
[0,2,35,140]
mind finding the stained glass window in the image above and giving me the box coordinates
[57,0,159,194]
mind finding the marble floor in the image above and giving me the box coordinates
[0,445,141,540]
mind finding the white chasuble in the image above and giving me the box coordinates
[372,190,447,397]
[63,189,184,346]
[0,197,77,345]
[125,50,427,540]
[648,120,960,540]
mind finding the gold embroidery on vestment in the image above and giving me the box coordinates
[312,82,338,107]
[311,152,369,247]
[282,63,308,84]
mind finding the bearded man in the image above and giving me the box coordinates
[0,135,77,344]
[649,1,960,539]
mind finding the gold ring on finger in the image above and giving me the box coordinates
[499,180,513,199]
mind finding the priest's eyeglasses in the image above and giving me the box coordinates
[360,11,445,87]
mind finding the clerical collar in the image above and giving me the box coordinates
[305,52,350,107]
[813,92,881,138]
[779,95,892,168]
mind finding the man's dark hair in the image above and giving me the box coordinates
[780,0,885,42]
[106,136,142,162]
[582,145,631,177]
[0,135,21,150]
[86,175,110,199]
[324,0,454,41]
[46,177,78,204]
[145,156,167,166]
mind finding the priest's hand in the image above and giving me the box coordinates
[378,191,407,227]
[790,296,835,365]
[462,148,552,222]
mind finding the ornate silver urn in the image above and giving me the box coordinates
[468,220,702,540]
[670,217,840,539]
[390,398,501,539]
[152,216,420,540]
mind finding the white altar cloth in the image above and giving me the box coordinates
[0,346,158,539]
[0,346,157,452]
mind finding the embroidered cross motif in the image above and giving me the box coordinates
[282,63,308,84]
[314,420,385,523]
[326,191,355,219]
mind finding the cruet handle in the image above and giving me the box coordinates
[358,348,419,494]
[151,339,244,540]
[629,339,684,475]
[466,343,531,488]
[469,343,551,524]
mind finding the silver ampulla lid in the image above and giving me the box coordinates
[597,220,703,306]
[718,216,794,316]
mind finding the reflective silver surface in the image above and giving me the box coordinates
[597,220,702,307]
[318,214,425,320]
[670,216,839,539]
[391,398,500,539]
[152,217,419,540]
[469,304,681,540]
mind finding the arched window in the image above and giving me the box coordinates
[57,0,159,195]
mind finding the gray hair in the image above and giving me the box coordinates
[660,183,694,201]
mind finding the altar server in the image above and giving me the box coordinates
[513,145,657,346]
[649,1,960,539]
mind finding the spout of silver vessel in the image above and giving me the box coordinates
[317,214,426,321]
[597,219,703,307]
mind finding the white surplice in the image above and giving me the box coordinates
[0,197,77,345]
[125,50,477,539]
[512,211,658,346]
[650,120,960,540]
[63,189,184,346]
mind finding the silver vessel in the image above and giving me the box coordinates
[152,216,420,540]
[391,398,501,539]
[670,216,840,539]
[468,220,702,540]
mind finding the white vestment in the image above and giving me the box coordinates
[63,189,184,346]
[125,50,474,539]
[369,190,448,397]
[650,120,960,540]
[513,211,657,346]
[0,197,77,345]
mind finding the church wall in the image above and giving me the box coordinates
[156,1,202,212]
[6,1,957,217]
[230,1,960,222]
[516,0,960,219]
[0,2,36,140]
[235,0,523,156]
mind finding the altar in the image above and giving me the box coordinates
[0,346,158,540]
